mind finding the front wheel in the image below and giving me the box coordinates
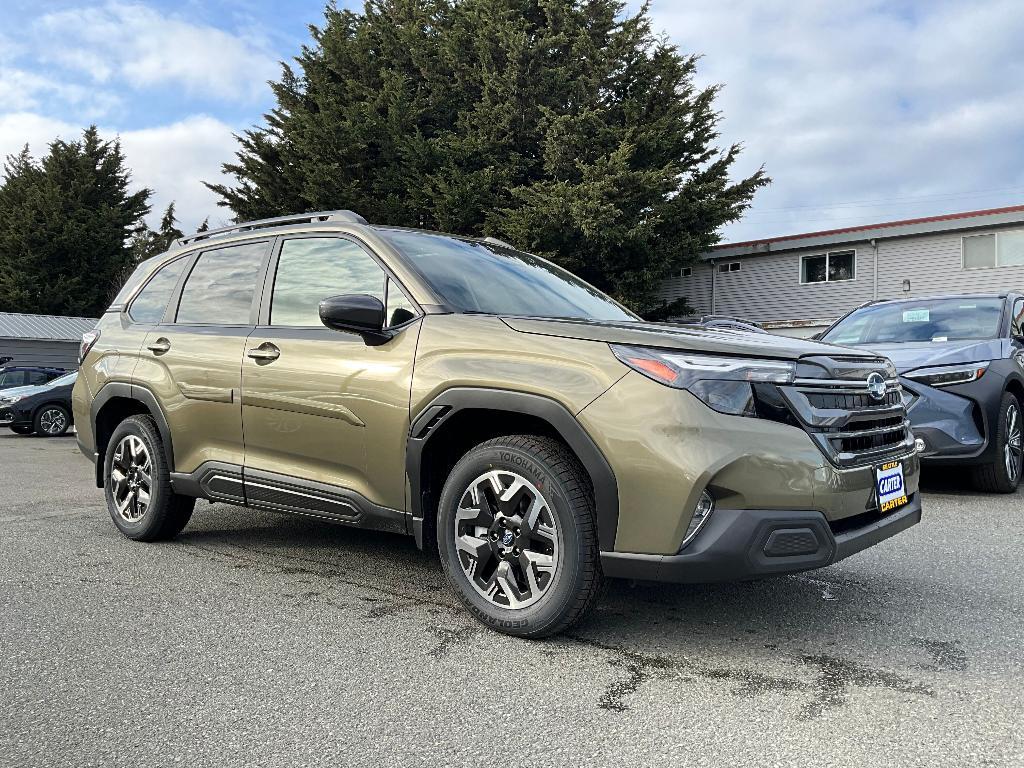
[972,392,1023,493]
[104,415,195,541]
[437,435,602,638]
[34,405,70,437]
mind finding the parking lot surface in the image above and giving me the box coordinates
[1,432,1022,767]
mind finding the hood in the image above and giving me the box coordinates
[842,338,1008,374]
[500,317,871,360]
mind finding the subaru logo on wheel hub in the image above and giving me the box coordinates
[501,530,515,547]
[867,372,887,401]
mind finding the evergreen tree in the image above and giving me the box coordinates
[129,202,185,264]
[208,0,767,311]
[0,127,150,317]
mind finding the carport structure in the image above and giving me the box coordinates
[0,312,98,370]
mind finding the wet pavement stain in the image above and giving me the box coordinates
[427,624,478,659]
[912,637,969,672]
[566,635,935,718]
[798,654,936,719]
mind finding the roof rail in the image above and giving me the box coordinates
[481,236,515,249]
[176,210,368,247]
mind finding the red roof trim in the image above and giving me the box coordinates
[714,204,1024,250]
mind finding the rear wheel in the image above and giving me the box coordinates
[34,405,70,437]
[104,415,194,541]
[437,435,602,638]
[972,392,1022,493]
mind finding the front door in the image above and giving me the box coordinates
[136,240,270,480]
[241,235,421,520]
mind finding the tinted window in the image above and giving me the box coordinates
[1012,298,1024,337]
[129,257,188,324]
[176,242,267,325]
[45,372,77,387]
[27,371,50,385]
[822,298,1005,344]
[379,230,637,321]
[271,238,387,327]
[0,370,25,387]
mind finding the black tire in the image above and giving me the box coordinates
[437,434,602,638]
[103,415,195,541]
[10,425,33,435]
[972,391,1023,493]
[33,404,70,437]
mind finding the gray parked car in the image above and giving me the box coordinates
[820,294,1024,492]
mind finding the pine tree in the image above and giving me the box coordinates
[0,127,150,317]
[129,202,185,264]
[208,0,767,311]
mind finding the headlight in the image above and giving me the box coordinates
[904,363,988,388]
[611,344,795,416]
[1,395,23,404]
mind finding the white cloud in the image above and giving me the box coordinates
[0,67,122,116]
[643,0,1024,241]
[34,1,279,102]
[116,115,238,230]
[0,112,236,232]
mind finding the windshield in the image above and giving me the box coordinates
[46,372,77,387]
[379,230,638,322]
[822,298,1005,345]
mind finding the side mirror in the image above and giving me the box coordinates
[319,294,392,345]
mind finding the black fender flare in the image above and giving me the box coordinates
[406,387,619,551]
[90,382,176,484]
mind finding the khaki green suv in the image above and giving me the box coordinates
[73,210,922,637]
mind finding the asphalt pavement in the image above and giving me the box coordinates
[1,432,1022,767]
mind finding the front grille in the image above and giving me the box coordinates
[776,356,915,468]
[831,421,907,454]
[805,390,901,410]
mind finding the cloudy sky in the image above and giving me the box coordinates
[2,0,1022,243]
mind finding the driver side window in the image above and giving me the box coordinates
[271,237,415,328]
[1012,298,1024,337]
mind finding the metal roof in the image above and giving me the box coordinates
[0,312,98,341]
[706,204,1024,260]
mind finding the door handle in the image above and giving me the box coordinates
[147,338,171,355]
[247,343,280,362]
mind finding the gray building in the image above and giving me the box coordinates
[657,205,1024,337]
[0,312,98,370]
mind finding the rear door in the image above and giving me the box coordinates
[241,234,421,517]
[135,239,271,481]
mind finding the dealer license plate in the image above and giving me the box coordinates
[876,461,908,513]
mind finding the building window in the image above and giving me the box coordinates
[718,262,741,273]
[800,250,855,284]
[963,229,1024,269]
[680,267,692,277]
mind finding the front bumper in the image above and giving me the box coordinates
[0,405,29,428]
[578,370,921,555]
[601,493,921,583]
[902,368,1006,465]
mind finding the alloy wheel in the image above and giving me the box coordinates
[39,408,67,435]
[453,469,559,609]
[110,435,153,522]
[1005,402,1022,483]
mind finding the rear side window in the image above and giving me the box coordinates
[129,257,188,324]
[27,371,50,385]
[270,237,388,327]
[176,242,268,325]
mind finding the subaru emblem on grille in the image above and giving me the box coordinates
[866,372,887,400]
